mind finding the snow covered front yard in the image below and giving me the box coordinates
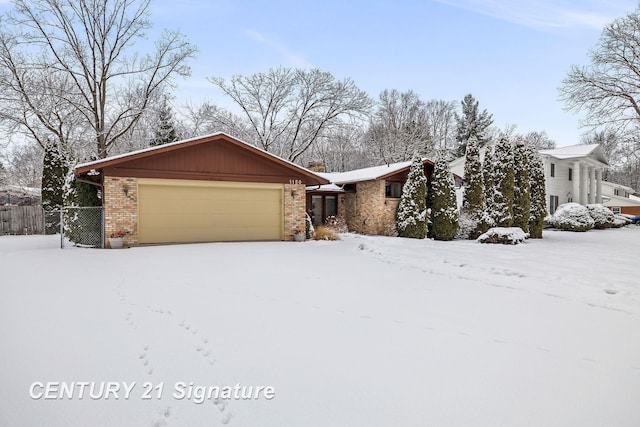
[1,228,639,427]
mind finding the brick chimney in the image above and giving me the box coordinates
[307,161,325,173]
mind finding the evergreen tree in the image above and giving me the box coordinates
[455,94,494,157]
[512,137,531,232]
[430,158,459,240]
[41,139,71,210]
[150,98,179,146]
[482,144,496,225]
[461,135,489,238]
[527,145,547,238]
[491,135,515,227]
[396,156,428,238]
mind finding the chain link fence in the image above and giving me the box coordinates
[61,206,104,248]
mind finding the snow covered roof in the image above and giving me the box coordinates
[319,159,435,185]
[602,194,640,207]
[305,183,344,192]
[601,180,636,194]
[539,144,608,165]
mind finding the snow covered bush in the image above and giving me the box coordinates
[396,156,428,239]
[491,135,515,227]
[429,158,459,241]
[551,203,594,232]
[586,204,615,229]
[613,214,631,228]
[305,212,314,239]
[460,135,489,239]
[476,227,528,244]
[324,215,348,233]
[527,145,547,238]
[512,138,530,233]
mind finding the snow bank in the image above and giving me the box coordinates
[550,203,594,231]
[476,227,528,244]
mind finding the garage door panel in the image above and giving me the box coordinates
[138,179,283,243]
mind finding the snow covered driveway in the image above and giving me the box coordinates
[1,228,639,426]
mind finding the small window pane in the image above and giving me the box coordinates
[311,195,323,226]
[326,196,337,218]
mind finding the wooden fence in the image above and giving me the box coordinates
[0,206,44,235]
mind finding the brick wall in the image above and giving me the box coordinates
[340,180,398,235]
[103,176,138,246]
[284,183,306,241]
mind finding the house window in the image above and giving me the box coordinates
[614,188,620,196]
[309,194,338,226]
[343,183,356,193]
[612,207,621,214]
[550,163,555,177]
[568,168,572,181]
[549,195,559,214]
[624,191,630,198]
[385,181,403,198]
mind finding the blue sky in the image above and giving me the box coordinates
[2,0,638,147]
[147,0,636,147]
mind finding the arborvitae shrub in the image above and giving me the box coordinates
[396,156,428,239]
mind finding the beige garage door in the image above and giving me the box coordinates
[137,178,283,243]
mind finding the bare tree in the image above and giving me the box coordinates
[307,121,368,172]
[560,7,640,140]
[1,143,43,188]
[177,101,255,142]
[521,130,556,150]
[365,89,431,164]
[0,0,196,158]
[209,67,372,162]
[424,99,457,152]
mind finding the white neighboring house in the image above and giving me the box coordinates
[601,181,640,215]
[539,144,608,214]
[449,143,610,215]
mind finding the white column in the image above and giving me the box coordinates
[580,164,589,205]
[596,168,603,204]
[588,167,596,204]
[572,161,580,203]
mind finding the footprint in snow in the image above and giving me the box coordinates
[151,406,171,427]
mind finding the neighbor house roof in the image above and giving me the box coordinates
[601,180,636,194]
[539,144,608,165]
[74,132,329,185]
[317,159,436,185]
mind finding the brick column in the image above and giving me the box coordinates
[283,183,306,241]
[103,176,138,246]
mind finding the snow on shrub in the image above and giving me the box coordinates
[305,212,315,239]
[613,214,631,228]
[586,204,614,229]
[551,203,594,232]
[476,227,528,244]
[324,215,349,233]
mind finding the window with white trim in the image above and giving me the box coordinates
[549,195,559,214]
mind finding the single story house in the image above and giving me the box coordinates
[74,133,328,245]
[306,160,462,235]
[601,181,640,215]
